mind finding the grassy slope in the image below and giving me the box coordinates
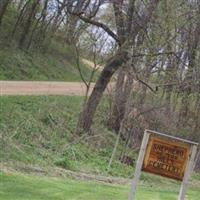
[0,96,134,178]
[0,6,97,82]
[1,172,200,200]
[1,96,200,200]
[0,42,96,81]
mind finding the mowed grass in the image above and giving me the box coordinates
[0,172,200,200]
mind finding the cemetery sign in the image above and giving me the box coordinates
[142,135,191,181]
[129,129,198,200]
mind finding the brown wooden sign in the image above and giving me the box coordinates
[130,130,198,200]
[142,135,191,181]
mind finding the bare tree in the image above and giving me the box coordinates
[71,0,160,134]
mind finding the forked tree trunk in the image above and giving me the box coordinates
[76,50,128,134]
[75,0,159,134]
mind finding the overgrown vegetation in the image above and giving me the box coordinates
[1,95,200,179]
[0,96,135,178]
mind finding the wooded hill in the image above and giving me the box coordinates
[0,0,200,172]
[0,1,95,81]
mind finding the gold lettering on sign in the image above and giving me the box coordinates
[142,135,191,181]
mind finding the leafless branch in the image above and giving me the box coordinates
[72,13,121,45]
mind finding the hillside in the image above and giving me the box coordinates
[0,5,97,82]
[0,96,134,178]
[1,95,200,200]
[0,42,96,81]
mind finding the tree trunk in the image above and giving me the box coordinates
[65,15,79,45]
[17,0,25,11]
[109,67,134,132]
[74,0,159,134]
[26,0,49,50]
[11,0,31,38]
[0,0,11,26]
[18,0,40,48]
[109,68,125,132]
[76,50,128,134]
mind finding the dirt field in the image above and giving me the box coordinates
[0,81,113,96]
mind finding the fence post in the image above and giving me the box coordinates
[178,144,197,200]
[129,130,150,200]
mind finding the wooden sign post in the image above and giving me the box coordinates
[129,129,198,200]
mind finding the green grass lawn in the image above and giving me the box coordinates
[0,172,200,200]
